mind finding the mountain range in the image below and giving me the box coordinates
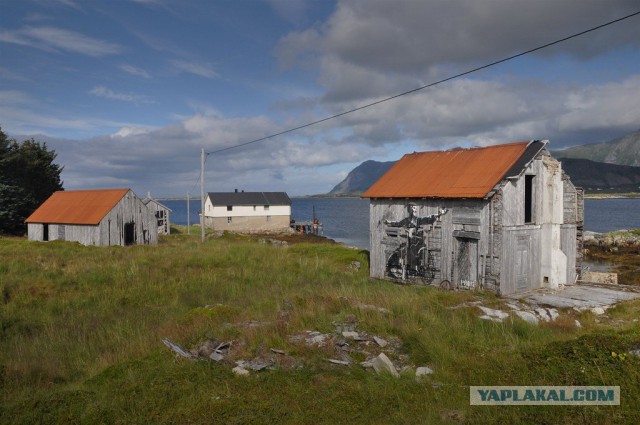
[329,130,640,195]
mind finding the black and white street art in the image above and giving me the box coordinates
[383,204,447,282]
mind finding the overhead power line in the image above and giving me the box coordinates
[206,9,640,156]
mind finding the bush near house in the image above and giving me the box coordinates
[0,127,64,235]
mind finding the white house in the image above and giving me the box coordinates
[203,191,292,232]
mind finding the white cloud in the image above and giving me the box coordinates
[171,60,219,79]
[89,86,154,104]
[120,64,151,79]
[0,26,122,56]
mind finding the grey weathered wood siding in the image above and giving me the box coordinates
[367,147,583,296]
[27,190,157,246]
[369,198,492,290]
[100,190,157,246]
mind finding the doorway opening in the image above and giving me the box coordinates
[124,222,135,246]
[43,224,49,241]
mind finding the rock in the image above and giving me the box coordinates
[514,310,539,324]
[232,366,250,376]
[209,352,225,362]
[479,315,503,322]
[270,348,286,355]
[416,366,433,381]
[477,306,509,321]
[575,320,582,328]
[373,336,388,348]
[306,332,328,346]
[583,271,618,285]
[628,349,640,358]
[591,307,607,315]
[348,261,361,271]
[328,359,350,366]
[342,331,359,339]
[370,353,399,378]
[535,308,551,321]
[546,308,559,321]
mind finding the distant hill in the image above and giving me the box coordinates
[560,158,640,192]
[330,131,640,195]
[552,130,640,166]
[329,160,395,195]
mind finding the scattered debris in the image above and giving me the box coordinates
[163,338,196,360]
[373,336,388,348]
[209,352,225,362]
[347,261,361,272]
[232,366,250,376]
[270,348,286,355]
[370,353,399,378]
[416,366,433,381]
[328,359,350,366]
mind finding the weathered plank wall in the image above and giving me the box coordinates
[369,198,491,289]
[102,190,157,246]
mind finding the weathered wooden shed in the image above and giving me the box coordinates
[362,141,583,296]
[142,194,171,235]
[25,189,158,246]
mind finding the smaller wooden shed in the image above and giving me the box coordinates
[25,189,158,246]
[143,194,171,235]
[362,141,583,296]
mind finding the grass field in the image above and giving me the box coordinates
[1,228,639,424]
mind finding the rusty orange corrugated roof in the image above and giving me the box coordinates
[25,189,130,225]
[362,142,531,199]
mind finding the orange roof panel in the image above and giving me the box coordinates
[362,142,531,199]
[25,189,130,225]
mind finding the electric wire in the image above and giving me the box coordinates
[205,10,640,156]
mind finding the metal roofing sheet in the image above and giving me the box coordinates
[208,192,292,206]
[362,142,532,199]
[25,189,130,225]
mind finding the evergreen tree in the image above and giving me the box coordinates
[0,127,64,235]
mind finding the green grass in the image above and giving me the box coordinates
[1,230,640,424]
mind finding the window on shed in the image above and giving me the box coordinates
[264,205,269,211]
[253,205,256,211]
[227,205,233,211]
[525,175,535,224]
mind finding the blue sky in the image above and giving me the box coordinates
[1,0,639,197]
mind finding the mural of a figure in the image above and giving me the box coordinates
[384,204,446,281]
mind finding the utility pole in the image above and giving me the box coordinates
[187,191,190,235]
[200,147,206,243]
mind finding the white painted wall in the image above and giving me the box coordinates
[204,197,290,218]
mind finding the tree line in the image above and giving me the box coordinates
[0,127,64,235]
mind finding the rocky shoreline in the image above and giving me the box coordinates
[584,229,640,286]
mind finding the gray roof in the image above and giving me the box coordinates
[142,198,172,211]
[207,192,292,206]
